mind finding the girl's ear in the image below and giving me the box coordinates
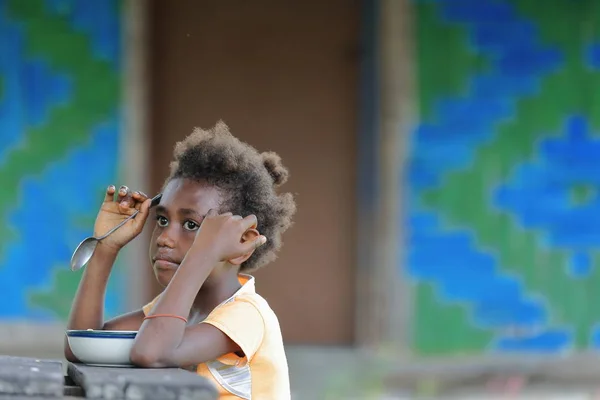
[228,228,260,265]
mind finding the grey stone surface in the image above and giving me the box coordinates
[68,363,127,399]
[64,383,85,397]
[0,397,82,400]
[0,355,64,397]
[68,363,217,400]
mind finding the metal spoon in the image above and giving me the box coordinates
[70,193,162,271]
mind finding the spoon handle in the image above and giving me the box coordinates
[96,193,163,241]
[96,212,139,240]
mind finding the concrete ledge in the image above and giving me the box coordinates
[68,363,217,400]
[0,356,63,398]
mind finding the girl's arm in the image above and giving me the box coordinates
[64,185,152,362]
[130,211,265,368]
[64,243,147,362]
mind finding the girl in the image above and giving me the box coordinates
[65,121,297,399]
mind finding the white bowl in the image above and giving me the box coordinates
[67,330,137,367]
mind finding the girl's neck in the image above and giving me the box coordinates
[192,269,242,314]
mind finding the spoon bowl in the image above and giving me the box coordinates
[70,238,99,271]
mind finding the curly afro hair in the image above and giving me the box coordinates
[165,121,297,272]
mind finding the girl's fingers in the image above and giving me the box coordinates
[132,191,149,210]
[103,185,116,203]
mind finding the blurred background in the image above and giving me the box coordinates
[2,0,600,398]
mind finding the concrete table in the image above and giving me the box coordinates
[0,356,217,399]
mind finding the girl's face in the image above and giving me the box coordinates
[148,178,222,287]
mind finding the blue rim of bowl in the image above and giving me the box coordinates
[67,330,137,339]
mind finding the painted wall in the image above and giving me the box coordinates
[0,0,124,322]
[408,0,600,354]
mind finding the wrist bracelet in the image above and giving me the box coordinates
[143,314,188,323]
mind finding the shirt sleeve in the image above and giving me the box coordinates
[202,296,265,364]
[142,294,161,316]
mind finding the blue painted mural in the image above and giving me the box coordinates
[0,0,124,321]
[408,0,600,354]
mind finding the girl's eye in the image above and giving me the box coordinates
[183,220,199,231]
[156,216,169,227]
